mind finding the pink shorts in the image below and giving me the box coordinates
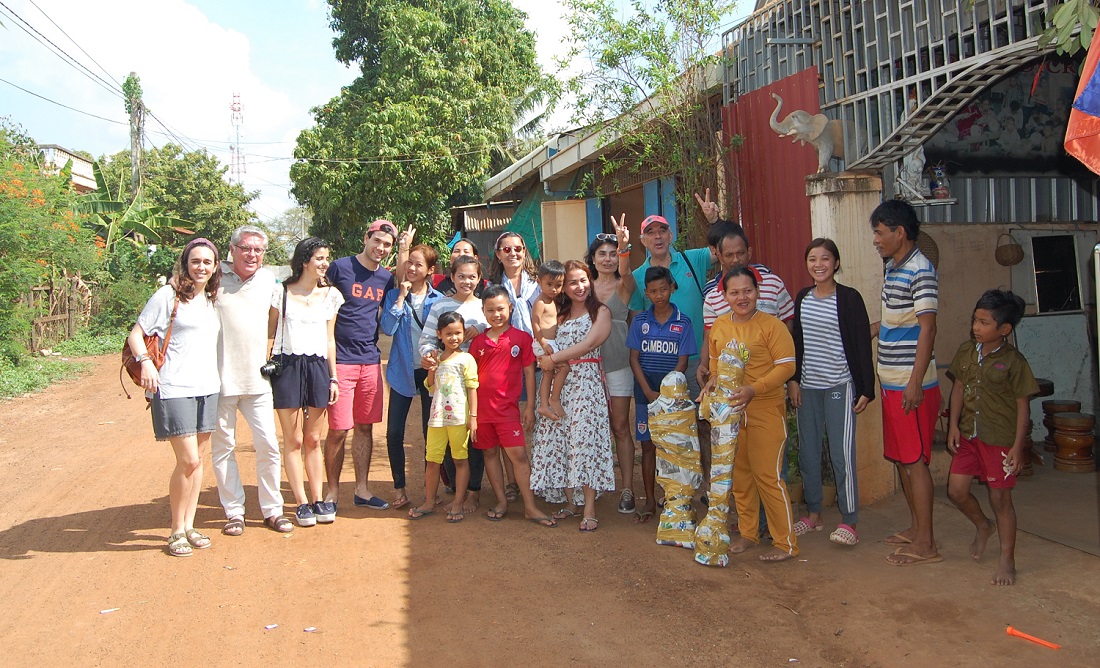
[881,386,941,465]
[472,420,526,450]
[328,363,383,431]
[950,436,1016,489]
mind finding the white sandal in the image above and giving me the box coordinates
[829,524,859,546]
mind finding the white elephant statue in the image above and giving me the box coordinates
[769,93,845,173]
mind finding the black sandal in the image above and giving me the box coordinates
[264,515,294,533]
[222,516,245,536]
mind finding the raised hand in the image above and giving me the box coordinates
[612,213,629,250]
[693,188,719,224]
[398,224,416,251]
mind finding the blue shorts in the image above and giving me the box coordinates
[633,370,669,441]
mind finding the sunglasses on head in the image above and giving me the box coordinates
[595,233,617,242]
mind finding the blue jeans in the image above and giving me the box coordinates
[385,368,430,490]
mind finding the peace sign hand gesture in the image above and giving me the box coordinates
[693,188,719,224]
[612,213,629,251]
[398,225,416,251]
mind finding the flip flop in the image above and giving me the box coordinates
[485,508,507,522]
[633,509,655,524]
[579,517,599,532]
[887,548,944,566]
[527,516,558,528]
[391,495,410,510]
[553,508,579,520]
[884,532,913,545]
[446,511,465,524]
[407,508,434,520]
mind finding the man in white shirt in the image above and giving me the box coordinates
[212,226,292,534]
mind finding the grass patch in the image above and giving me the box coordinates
[52,331,127,357]
[0,356,89,399]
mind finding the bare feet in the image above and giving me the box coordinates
[730,536,755,554]
[538,404,560,420]
[970,519,997,560]
[463,490,480,514]
[992,557,1016,585]
[549,399,566,420]
[759,547,794,562]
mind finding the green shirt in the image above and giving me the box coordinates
[948,340,1039,447]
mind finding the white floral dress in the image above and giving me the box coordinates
[530,313,616,504]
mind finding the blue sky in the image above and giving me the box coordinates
[0,0,749,224]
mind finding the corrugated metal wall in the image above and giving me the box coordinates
[724,67,821,295]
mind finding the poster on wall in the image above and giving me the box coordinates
[925,57,1086,173]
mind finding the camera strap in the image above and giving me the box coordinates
[276,283,288,356]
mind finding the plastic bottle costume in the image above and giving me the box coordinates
[693,341,748,567]
[648,371,702,548]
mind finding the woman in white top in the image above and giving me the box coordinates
[128,238,222,558]
[269,237,345,528]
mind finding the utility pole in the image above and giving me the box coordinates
[123,72,144,203]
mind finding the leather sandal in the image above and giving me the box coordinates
[264,515,294,533]
[167,532,192,557]
[222,516,245,536]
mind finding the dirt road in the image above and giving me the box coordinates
[0,356,1096,666]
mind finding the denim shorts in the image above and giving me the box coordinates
[150,392,219,441]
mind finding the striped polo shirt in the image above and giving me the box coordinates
[878,246,938,391]
[798,289,851,389]
[703,264,794,329]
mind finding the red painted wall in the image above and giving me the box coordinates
[723,67,821,295]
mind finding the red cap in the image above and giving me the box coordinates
[367,219,397,238]
[641,214,670,234]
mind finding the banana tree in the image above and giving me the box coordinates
[77,161,192,253]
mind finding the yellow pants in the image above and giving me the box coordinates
[426,425,469,464]
[732,400,798,556]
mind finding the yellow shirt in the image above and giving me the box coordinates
[708,311,796,404]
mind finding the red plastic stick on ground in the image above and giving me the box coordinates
[1006,626,1061,650]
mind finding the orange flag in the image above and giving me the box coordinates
[1065,36,1100,175]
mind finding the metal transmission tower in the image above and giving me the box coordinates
[229,93,246,184]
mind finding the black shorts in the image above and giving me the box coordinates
[271,354,331,409]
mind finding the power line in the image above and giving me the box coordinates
[0,0,124,100]
[26,0,120,90]
[0,76,127,126]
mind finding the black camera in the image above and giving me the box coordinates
[260,356,283,379]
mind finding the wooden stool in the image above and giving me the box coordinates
[1020,378,1055,477]
[1043,399,1081,452]
[1053,412,1096,473]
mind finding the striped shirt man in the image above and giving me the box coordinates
[878,246,938,391]
[702,264,794,330]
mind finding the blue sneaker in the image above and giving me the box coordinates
[313,501,336,523]
[353,494,390,510]
[295,503,317,527]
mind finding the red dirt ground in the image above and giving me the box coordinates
[0,355,1097,666]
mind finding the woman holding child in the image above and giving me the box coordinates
[531,261,617,531]
[585,218,639,515]
[129,238,222,557]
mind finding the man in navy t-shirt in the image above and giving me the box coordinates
[323,219,397,515]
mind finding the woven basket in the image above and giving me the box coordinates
[995,233,1024,266]
[916,231,940,270]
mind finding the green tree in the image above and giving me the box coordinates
[561,0,741,245]
[1041,0,1098,55]
[291,0,548,256]
[0,122,99,358]
[98,143,259,249]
